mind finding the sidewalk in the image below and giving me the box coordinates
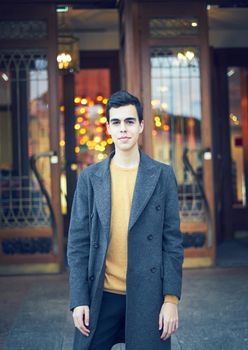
[1,266,248,350]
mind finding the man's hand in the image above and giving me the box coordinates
[159,302,179,340]
[72,305,90,336]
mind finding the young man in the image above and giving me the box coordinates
[67,91,184,350]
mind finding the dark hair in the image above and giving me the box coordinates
[106,90,143,123]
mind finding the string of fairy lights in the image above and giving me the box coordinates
[60,95,113,162]
[59,95,176,165]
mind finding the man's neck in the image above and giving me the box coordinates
[111,146,140,169]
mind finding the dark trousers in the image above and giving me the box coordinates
[90,291,126,350]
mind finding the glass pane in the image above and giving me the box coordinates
[60,68,113,172]
[150,47,205,223]
[0,50,51,228]
[228,67,246,207]
[59,68,113,214]
[150,18,199,38]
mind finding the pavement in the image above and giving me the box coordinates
[1,265,248,350]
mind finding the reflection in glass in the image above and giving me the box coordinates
[228,67,246,207]
[0,50,51,228]
[150,47,204,222]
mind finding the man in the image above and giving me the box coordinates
[67,91,184,350]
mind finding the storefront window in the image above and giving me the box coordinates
[150,47,204,222]
[0,50,51,228]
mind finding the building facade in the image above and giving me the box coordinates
[0,0,248,274]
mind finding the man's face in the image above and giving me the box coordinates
[106,104,144,152]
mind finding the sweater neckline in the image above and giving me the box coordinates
[110,160,138,171]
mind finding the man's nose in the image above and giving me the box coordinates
[120,121,127,131]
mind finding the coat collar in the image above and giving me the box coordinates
[91,147,161,239]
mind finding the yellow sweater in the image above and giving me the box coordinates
[103,160,179,305]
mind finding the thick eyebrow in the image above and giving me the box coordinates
[110,117,137,123]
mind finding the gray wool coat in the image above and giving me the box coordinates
[67,148,184,350]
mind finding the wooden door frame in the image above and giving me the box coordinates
[134,1,216,262]
[213,48,248,241]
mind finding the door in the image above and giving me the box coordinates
[0,4,63,274]
[214,49,248,242]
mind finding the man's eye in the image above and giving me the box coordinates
[126,120,134,124]
[112,121,119,125]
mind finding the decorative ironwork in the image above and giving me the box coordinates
[0,49,48,73]
[0,173,51,228]
[150,18,199,38]
[0,49,51,228]
[2,237,52,255]
[0,20,47,40]
[182,232,206,248]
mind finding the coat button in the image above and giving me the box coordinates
[147,234,153,240]
[150,267,157,273]
[89,275,94,281]
[156,205,161,211]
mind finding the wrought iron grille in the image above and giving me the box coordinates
[0,49,51,229]
[0,173,51,228]
[0,20,47,40]
[149,18,199,38]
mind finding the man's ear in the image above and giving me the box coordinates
[139,120,144,134]
[106,122,111,136]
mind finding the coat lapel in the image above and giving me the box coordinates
[91,148,161,240]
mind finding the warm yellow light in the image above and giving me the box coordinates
[161,103,168,110]
[155,121,162,127]
[79,128,86,134]
[163,125,170,131]
[94,136,101,143]
[60,140,65,146]
[107,138,113,144]
[177,52,186,60]
[151,99,160,107]
[79,108,86,114]
[74,97,81,104]
[81,98,88,105]
[101,141,107,146]
[74,124,80,130]
[60,105,65,112]
[57,52,72,69]
[77,117,83,123]
[102,98,108,104]
[154,116,160,122]
[191,22,198,27]
[89,101,94,106]
[97,95,103,102]
[97,107,104,114]
[98,153,104,160]
[75,146,80,153]
[96,127,103,133]
[185,51,195,61]
[100,116,107,124]
[81,135,88,144]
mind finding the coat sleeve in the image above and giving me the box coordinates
[162,165,184,300]
[67,171,90,311]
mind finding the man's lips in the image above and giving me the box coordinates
[118,136,130,140]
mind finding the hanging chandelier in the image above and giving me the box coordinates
[57,34,79,73]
